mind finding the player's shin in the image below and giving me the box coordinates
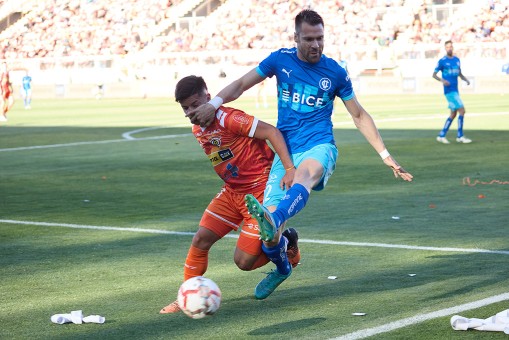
[262,236,291,275]
[183,245,209,281]
[439,117,453,137]
[272,183,309,227]
[457,115,464,137]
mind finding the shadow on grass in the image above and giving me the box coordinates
[248,317,327,335]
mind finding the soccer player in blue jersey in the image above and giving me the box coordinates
[433,40,472,144]
[21,71,32,109]
[186,9,413,299]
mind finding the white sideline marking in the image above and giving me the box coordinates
[0,133,193,152]
[333,293,509,340]
[300,239,509,255]
[0,219,198,237]
[1,219,509,255]
[333,111,509,126]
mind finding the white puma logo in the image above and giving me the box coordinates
[282,68,292,77]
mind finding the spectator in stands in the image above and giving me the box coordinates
[433,40,472,144]
[0,0,508,65]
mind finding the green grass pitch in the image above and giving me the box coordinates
[1,94,508,339]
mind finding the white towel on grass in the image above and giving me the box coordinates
[451,309,509,334]
[83,315,105,324]
[51,310,105,324]
[50,314,72,324]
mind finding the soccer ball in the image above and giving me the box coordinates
[177,276,222,319]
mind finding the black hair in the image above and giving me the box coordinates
[175,75,208,103]
[295,9,324,33]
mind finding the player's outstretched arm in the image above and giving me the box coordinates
[343,96,413,182]
[186,68,264,127]
[382,156,413,182]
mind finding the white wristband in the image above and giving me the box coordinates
[379,149,390,160]
[208,96,223,110]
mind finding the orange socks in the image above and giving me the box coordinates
[183,245,209,281]
[183,245,270,281]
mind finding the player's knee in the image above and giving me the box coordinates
[191,231,215,250]
[234,257,254,271]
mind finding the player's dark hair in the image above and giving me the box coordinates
[295,9,324,33]
[444,40,452,45]
[175,75,207,103]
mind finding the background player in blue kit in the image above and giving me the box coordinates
[21,70,32,109]
[433,40,472,144]
[186,9,413,299]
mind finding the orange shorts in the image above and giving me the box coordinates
[200,185,264,256]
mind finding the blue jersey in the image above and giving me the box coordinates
[256,47,353,153]
[22,76,32,90]
[434,56,461,94]
[338,59,348,71]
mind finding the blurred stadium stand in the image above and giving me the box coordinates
[0,0,507,98]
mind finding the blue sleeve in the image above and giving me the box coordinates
[337,65,354,101]
[257,50,279,78]
[255,67,267,78]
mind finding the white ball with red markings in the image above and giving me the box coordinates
[177,276,222,319]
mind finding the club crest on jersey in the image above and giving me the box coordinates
[209,137,221,147]
[319,78,332,91]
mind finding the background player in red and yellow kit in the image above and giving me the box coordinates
[0,62,13,122]
[160,75,299,314]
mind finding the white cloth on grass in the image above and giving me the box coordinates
[451,309,509,334]
[51,310,105,324]
[71,310,83,324]
[83,315,105,324]
[50,314,72,324]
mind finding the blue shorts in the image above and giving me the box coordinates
[445,92,464,111]
[263,143,338,208]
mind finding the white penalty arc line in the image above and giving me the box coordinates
[332,293,509,340]
[121,126,179,140]
[1,219,509,255]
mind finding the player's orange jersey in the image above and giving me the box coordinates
[192,106,274,193]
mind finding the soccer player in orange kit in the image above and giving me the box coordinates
[160,75,300,314]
